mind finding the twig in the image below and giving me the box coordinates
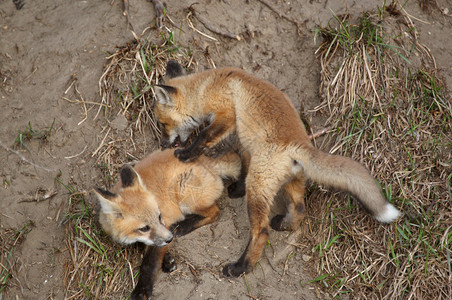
[281,251,294,279]
[74,85,88,126]
[400,5,430,25]
[188,4,241,40]
[376,46,386,90]
[64,74,78,95]
[152,0,165,29]
[19,191,58,203]
[64,145,88,159]
[62,97,111,108]
[92,127,111,157]
[257,0,305,37]
[128,260,135,287]
[23,67,37,81]
[362,46,381,109]
[246,294,260,300]
[185,261,199,280]
[123,0,134,30]
[0,140,55,172]
[308,126,332,140]
[186,12,218,41]
[136,51,152,85]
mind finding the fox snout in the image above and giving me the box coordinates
[150,226,174,247]
[160,137,173,149]
[159,130,181,149]
[153,232,173,247]
[159,129,174,149]
[160,135,189,149]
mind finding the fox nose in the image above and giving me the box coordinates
[165,235,173,244]
[160,139,171,149]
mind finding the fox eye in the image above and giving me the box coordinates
[138,225,150,232]
[158,214,163,223]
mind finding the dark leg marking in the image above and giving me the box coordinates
[222,241,251,277]
[131,246,167,300]
[174,131,207,162]
[270,214,287,231]
[170,214,205,237]
[227,177,246,198]
[162,251,177,273]
[175,122,228,162]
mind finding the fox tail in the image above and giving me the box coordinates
[297,146,400,223]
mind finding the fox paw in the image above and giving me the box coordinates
[227,181,246,198]
[222,262,249,277]
[270,215,290,231]
[162,252,177,273]
[174,148,200,162]
[131,283,153,300]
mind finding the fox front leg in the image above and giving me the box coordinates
[162,252,177,273]
[174,128,208,162]
[175,115,235,162]
[131,246,169,300]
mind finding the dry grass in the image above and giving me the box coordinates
[98,31,194,137]
[60,180,143,299]
[302,3,451,299]
[92,30,197,181]
[63,30,206,299]
[0,219,33,297]
[62,3,451,299]
[418,0,438,13]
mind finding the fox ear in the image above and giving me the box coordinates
[94,188,121,216]
[120,165,143,188]
[166,60,184,79]
[154,85,177,106]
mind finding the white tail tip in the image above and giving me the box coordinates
[375,203,400,223]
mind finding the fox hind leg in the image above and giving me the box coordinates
[227,174,246,198]
[227,150,250,199]
[223,159,291,277]
[223,192,271,277]
[271,174,306,231]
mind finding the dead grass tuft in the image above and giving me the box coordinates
[62,5,451,299]
[60,179,143,299]
[98,32,194,138]
[305,4,451,299]
[0,220,33,297]
[64,31,208,298]
[92,31,197,183]
[419,0,438,12]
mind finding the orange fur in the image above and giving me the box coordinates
[94,148,240,297]
[153,62,400,277]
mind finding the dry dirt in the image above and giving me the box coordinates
[1,0,451,299]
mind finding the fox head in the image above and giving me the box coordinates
[153,60,205,148]
[94,165,173,247]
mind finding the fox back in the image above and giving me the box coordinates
[153,62,400,223]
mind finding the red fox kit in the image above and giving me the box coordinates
[94,148,240,299]
[152,60,400,277]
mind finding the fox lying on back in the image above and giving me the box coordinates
[153,61,401,277]
[94,149,240,299]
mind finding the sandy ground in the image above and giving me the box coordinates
[1,0,451,299]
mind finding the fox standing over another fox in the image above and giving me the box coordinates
[153,60,400,277]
